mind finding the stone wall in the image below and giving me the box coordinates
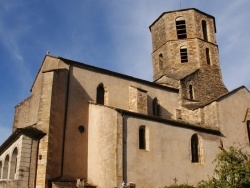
[0,135,35,188]
[150,8,220,95]
[150,9,216,52]
[181,68,228,106]
[125,115,220,187]
[88,104,123,188]
[180,101,220,129]
[129,86,148,115]
[36,71,54,188]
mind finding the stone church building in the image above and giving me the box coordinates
[0,8,250,188]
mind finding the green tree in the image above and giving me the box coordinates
[197,146,250,188]
[164,184,194,188]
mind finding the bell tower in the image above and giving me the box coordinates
[149,8,228,107]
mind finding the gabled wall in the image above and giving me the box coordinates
[217,88,250,149]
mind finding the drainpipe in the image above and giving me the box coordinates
[121,113,127,185]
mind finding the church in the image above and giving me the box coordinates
[0,8,250,188]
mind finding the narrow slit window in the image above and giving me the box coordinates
[206,48,211,65]
[139,126,146,149]
[191,134,199,163]
[159,53,163,70]
[176,17,187,39]
[152,98,160,116]
[180,46,188,63]
[202,20,208,41]
[247,121,250,143]
[96,83,105,105]
[189,84,194,100]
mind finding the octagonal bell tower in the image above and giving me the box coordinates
[149,8,228,107]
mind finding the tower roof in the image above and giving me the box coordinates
[149,8,216,33]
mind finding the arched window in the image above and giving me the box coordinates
[176,17,187,39]
[2,155,9,179]
[191,134,199,163]
[96,83,105,105]
[206,48,211,65]
[9,148,18,179]
[189,84,194,100]
[159,53,163,70]
[202,20,208,41]
[152,98,160,116]
[180,46,188,63]
[139,126,146,149]
[0,160,2,179]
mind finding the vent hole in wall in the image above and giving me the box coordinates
[78,125,85,134]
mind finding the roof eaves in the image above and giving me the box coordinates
[149,8,216,32]
[0,126,46,155]
[194,86,248,109]
[58,57,179,93]
[30,54,60,92]
[110,106,220,135]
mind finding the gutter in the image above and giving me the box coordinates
[121,114,127,184]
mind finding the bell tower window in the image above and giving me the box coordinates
[180,46,188,63]
[176,17,187,39]
[202,20,208,41]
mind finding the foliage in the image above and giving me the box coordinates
[197,146,250,188]
[164,146,250,188]
[164,184,194,188]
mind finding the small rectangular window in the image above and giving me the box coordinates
[139,127,146,149]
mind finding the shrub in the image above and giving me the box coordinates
[164,184,195,188]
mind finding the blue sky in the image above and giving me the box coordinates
[0,0,249,144]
